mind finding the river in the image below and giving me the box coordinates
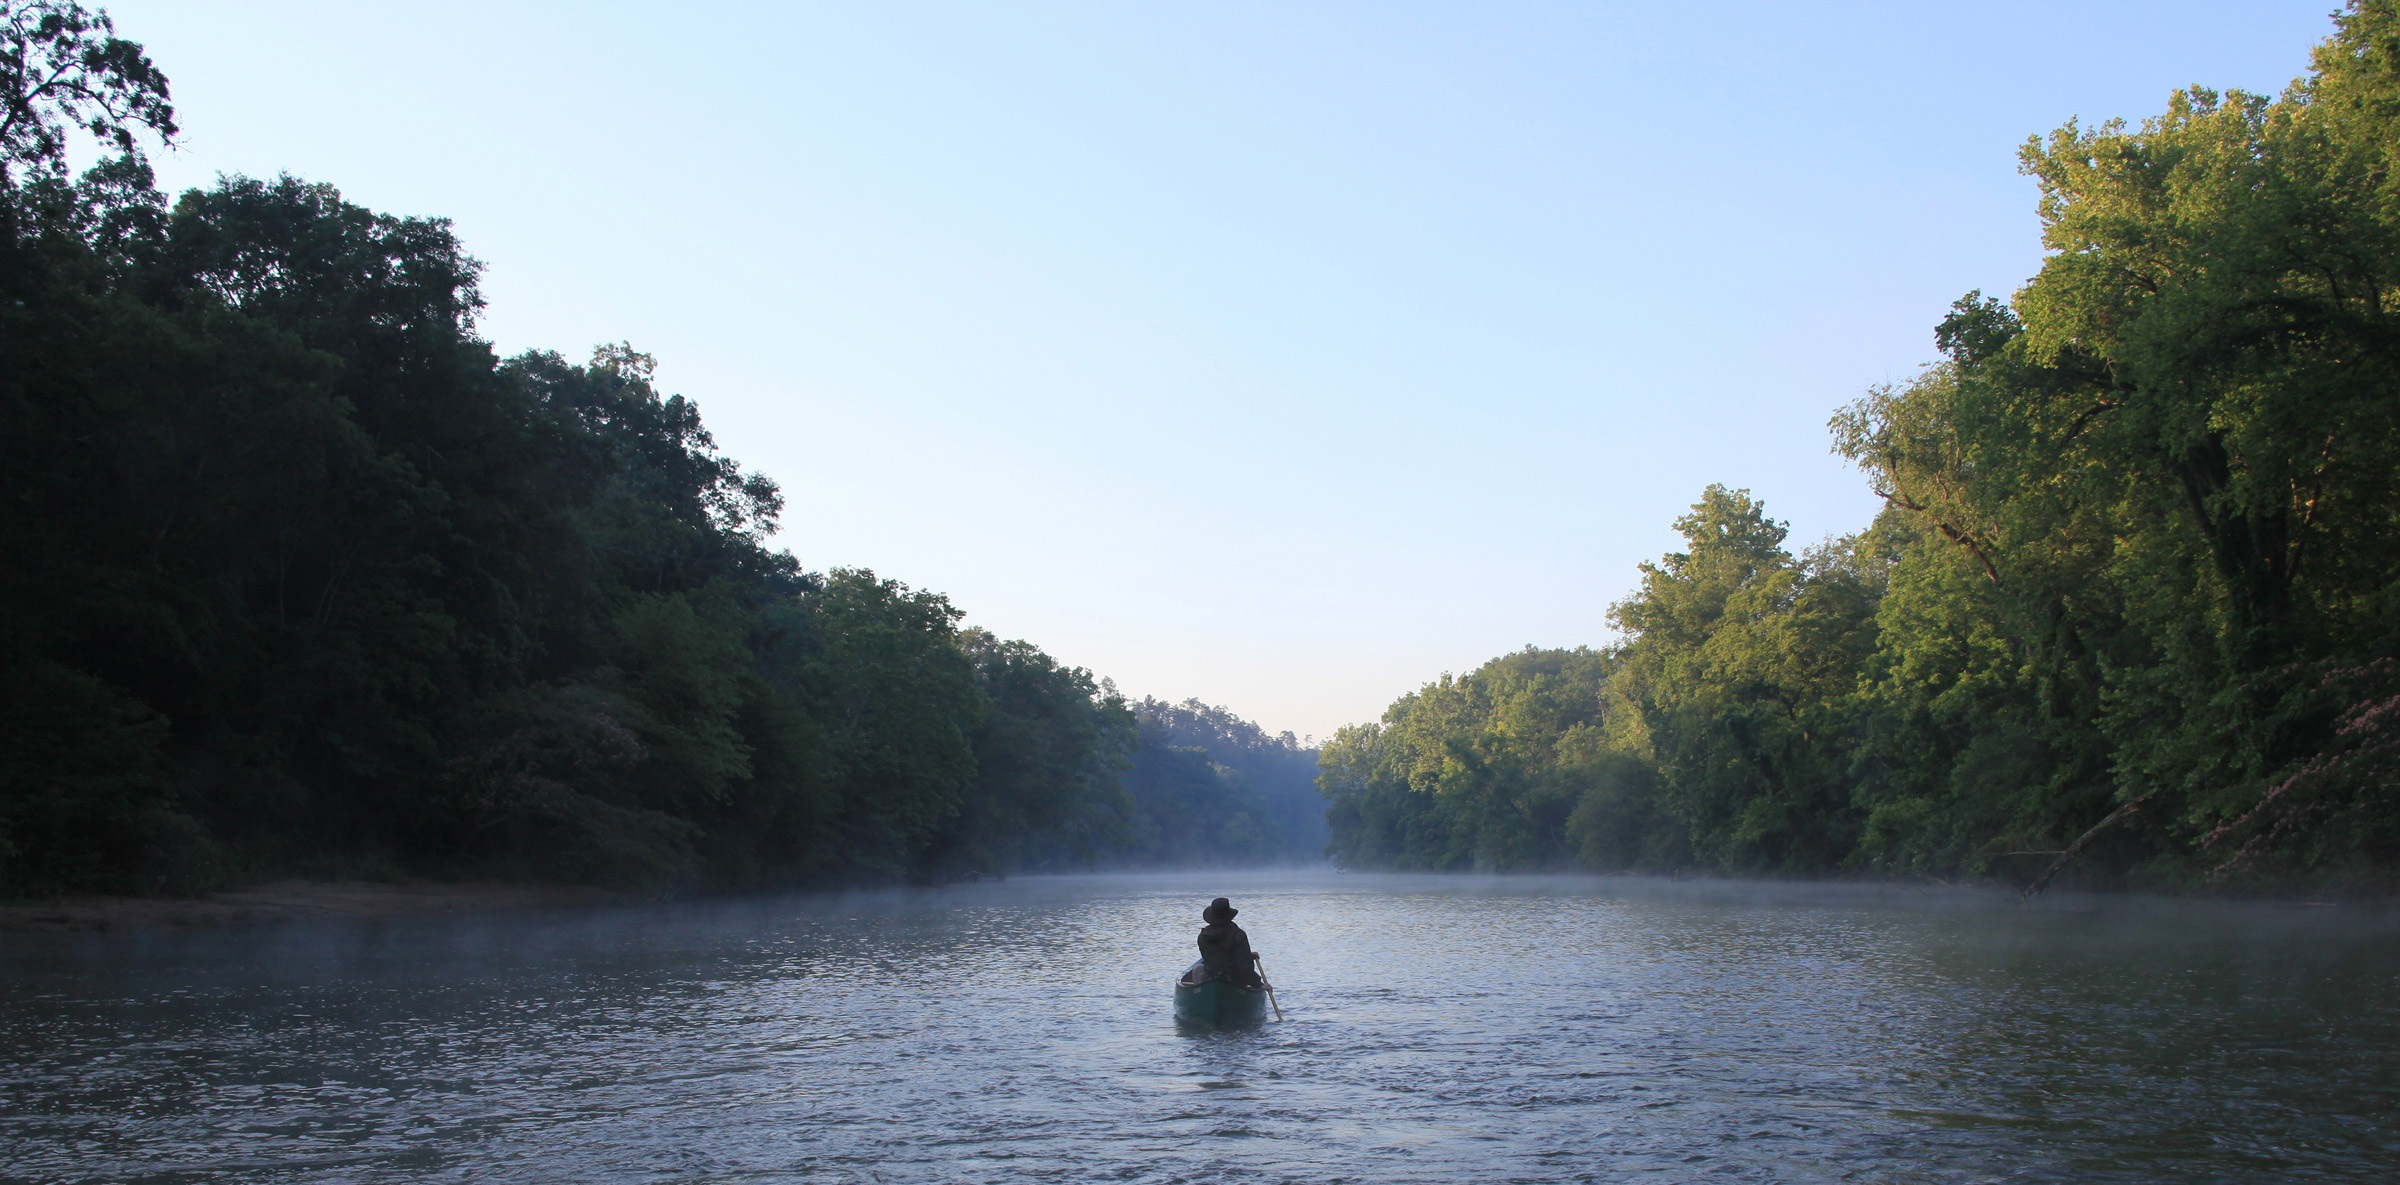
[4,872,2397,1183]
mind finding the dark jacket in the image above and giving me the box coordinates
[1197,921,1261,987]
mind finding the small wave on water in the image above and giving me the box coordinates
[4,872,2398,1183]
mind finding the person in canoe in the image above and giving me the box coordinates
[1194,897,1264,988]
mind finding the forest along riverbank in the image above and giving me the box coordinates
[0,880,624,933]
[1316,6,2400,894]
[4,873,2396,1184]
[1,12,1327,904]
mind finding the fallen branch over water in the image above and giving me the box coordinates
[2021,794,2154,899]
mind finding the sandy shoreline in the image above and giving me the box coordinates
[0,880,626,933]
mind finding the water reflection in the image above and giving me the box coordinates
[3,873,2397,1183]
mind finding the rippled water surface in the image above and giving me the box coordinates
[5,872,2400,1183]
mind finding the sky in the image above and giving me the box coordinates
[104,0,2336,741]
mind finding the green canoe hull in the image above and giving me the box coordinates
[1174,978,1270,1027]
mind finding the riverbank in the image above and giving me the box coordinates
[0,879,626,933]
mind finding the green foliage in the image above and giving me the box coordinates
[1325,5,2400,889]
[1607,487,1882,872]
[1116,697,1322,867]
[922,630,1134,877]
[1320,648,1622,871]
[0,4,1199,894]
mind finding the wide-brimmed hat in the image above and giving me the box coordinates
[1202,896,1237,922]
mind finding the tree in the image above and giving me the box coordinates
[1,0,173,189]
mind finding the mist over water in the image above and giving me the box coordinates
[4,873,2397,1183]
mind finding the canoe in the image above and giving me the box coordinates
[1175,963,1270,1027]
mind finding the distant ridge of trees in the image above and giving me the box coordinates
[0,1,1318,896]
[1323,3,2400,893]
[1118,697,1326,867]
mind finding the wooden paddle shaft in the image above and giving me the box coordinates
[1251,952,1284,1020]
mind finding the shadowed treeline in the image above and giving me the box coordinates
[1323,3,2400,893]
[1118,697,1326,867]
[0,1,1317,896]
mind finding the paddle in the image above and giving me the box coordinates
[1251,952,1284,1021]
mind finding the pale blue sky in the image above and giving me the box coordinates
[107,1,2334,740]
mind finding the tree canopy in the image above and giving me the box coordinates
[1324,3,2400,892]
[0,1,1314,895]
